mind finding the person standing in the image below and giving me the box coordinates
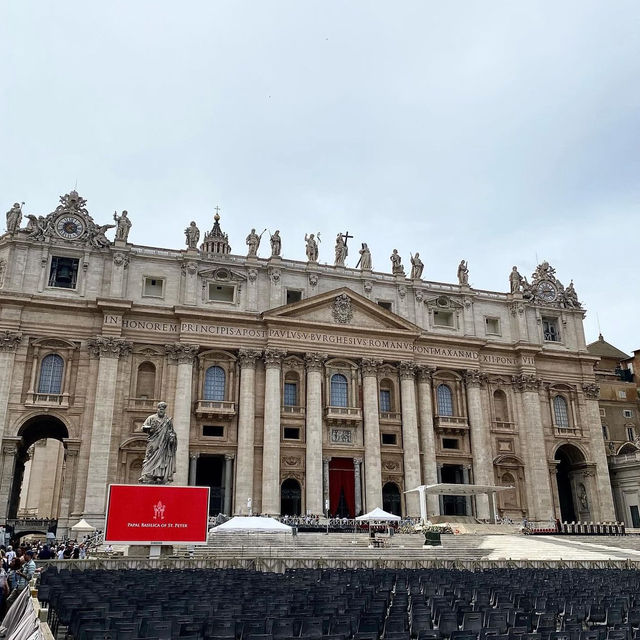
[5,550,35,611]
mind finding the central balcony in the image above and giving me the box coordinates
[195,400,236,420]
[25,393,68,408]
[325,405,362,425]
[434,415,469,433]
[379,411,402,423]
[281,405,305,417]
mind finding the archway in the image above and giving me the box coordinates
[382,482,402,516]
[554,444,586,522]
[280,478,302,516]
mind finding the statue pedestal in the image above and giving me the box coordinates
[113,239,129,249]
[184,248,199,257]
[127,543,175,560]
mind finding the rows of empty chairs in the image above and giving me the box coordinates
[39,567,640,640]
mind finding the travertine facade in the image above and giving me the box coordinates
[0,192,615,535]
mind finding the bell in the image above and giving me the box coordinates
[57,265,72,283]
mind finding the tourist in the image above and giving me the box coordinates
[5,550,35,611]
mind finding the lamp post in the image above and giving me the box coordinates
[325,498,329,535]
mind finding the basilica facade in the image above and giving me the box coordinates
[0,192,615,536]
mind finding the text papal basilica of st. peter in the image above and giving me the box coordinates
[0,192,614,537]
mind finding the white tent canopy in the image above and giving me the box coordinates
[209,516,293,533]
[356,507,401,522]
[70,518,96,532]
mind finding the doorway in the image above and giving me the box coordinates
[441,464,467,516]
[554,444,587,522]
[281,478,302,516]
[382,482,402,516]
[195,455,224,515]
[329,458,354,517]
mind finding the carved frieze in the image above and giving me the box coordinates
[283,456,301,467]
[330,428,353,444]
[305,352,326,372]
[180,261,197,276]
[511,374,542,393]
[382,460,400,471]
[0,331,22,352]
[332,294,353,324]
[164,342,199,364]
[113,252,130,269]
[308,273,318,288]
[582,382,600,400]
[269,268,281,284]
[88,336,132,359]
[238,348,262,368]
[360,358,383,377]
[363,280,373,294]
[247,268,257,283]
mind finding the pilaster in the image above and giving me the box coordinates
[305,352,326,515]
[0,332,22,441]
[361,358,383,511]
[398,361,421,517]
[416,366,439,517]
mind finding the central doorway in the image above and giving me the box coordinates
[280,478,302,516]
[554,444,587,522]
[195,455,224,515]
[382,482,402,516]
[441,464,468,516]
[329,458,355,517]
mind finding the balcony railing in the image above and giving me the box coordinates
[26,393,68,407]
[127,398,160,411]
[434,416,468,430]
[195,400,236,418]
[325,406,362,424]
[281,405,305,416]
[379,411,401,422]
[492,420,515,431]
[554,425,580,437]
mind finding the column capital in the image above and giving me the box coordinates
[464,369,487,388]
[416,365,436,382]
[189,452,200,460]
[263,348,286,369]
[398,361,416,380]
[224,453,236,461]
[323,456,332,463]
[511,373,542,393]
[238,348,262,369]
[582,382,600,400]
[165,342,199,364]
[0,331,22,352]
[305,352,327,372]
[353,457,363,465]
[88,336,132,359]
[360,358,383,377]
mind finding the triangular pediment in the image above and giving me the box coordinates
[263,287,421,333]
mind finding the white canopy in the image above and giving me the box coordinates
[356,507,401,522]
[70,518,96,532]
[209,516,293,533]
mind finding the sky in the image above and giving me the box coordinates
[1,1,639,353]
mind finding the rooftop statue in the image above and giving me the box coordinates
[185,221,200,250]
[457,260,469,285]
[139,402,177,485]
[305,232,319,262]
[246,228,265,257]
[357,243,372,270]
[410,252,424,280]
[509,266,523,293]
[5,202,23,234]
[270,230,281,257]
[334,231,352,267]
[113,210,132,242]
[390,249,405,276]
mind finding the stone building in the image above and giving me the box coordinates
[0,192,615,536]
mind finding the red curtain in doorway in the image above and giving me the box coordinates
[329,458,355,517]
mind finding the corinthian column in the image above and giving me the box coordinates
[305,352,326,515]
[83,337,132,522]
[0,332,22,441]
[464,369,492,520]
[399,361,421,517]
[262,348,286,515]
[362,358,383,510]
[165,343,199,486]
[417,366,439,517]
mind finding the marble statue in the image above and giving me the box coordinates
[113,210,132,242]
[357,243,372,270]
[564,280,580,308]
[305,233,319,262]
[457,260,469,285]
[270,230,281,257]
[139,402,177,484]
[5,202,23,234]
[410,253,424,280]
[509,266,523,293]
[185,221,200,250]
[89,222,115,248]
[390,249,405,276]
[334,233,348,267]
[246,228,263,257]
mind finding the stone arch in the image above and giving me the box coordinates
[554,443,588,522]
[617,442,639,455]
[493,454,526,517]
[280,477,302,516]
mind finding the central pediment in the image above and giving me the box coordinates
[262,287,421,333]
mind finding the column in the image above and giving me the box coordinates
[0,332,21,440]
[261,348,286,515]
[462,465,472,517]
[399,362,421,517]
[0,441,19,521]
[464,370,492,520]
[57,446,79,535]
[582,383,616,521]
[165,343,199,486]
[437,464,444,516]
[188,453,198,485]
[83,337,132,522]
[234,349,261,514]
[362,358,383,510]
[323,457,330,514]
[513,374,554,522]
[223,454,234,515]
[417,366,439,518]
[304,353,325,515]
[354,458,363,516]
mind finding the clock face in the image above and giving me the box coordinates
[537,281,557,302]
[56,215,85,240]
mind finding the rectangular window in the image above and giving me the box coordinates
[283,382,297,407]
[143,277,165,298]
[381,433,397,445]
[630,505,640,529]
[619,390,628,399]
[442,438,460,449]
[208,283,235,302]
[485,317,501,335]
[202,425,224,437]
[379,389,392,412]
[48,256,79,289]
[377,301,392,311]
[542,318,560,342]
[602,425,609,440]
[627,427,636,441]
[433,310,454,327]
[624,409,634,418]
[599,408,606,417]
[286,289,302,304]
[283,427,300,440]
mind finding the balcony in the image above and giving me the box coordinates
[127,397,160,411]
[325,406,362,425]
[492,420,516,431]
[25,393,68,408]
[554,425,581,438]
[281,405,305,417]
[434,415,468,433]
[195,400,236,419]
[379,411,402,423]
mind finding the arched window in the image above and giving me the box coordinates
[38,354,64,394]
[436,384,453,416]
[135,362,156,399]
[204,366,226,401]
[553,395,569,428]
[379,379,393,412]
[330,374,348,407]
[493,390,509,422]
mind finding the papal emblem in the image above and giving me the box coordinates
[332,294,353,324]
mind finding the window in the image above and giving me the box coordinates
[436,384,454,416]
[204,366,225,401]
[485,317,501,335]
[442,438,460,449]
[208,283,235,302]
[377,301,392,311]
[627,426,636,441]
[203,425,224,437]
[433,310,454,327]
[602,424,609,440]
[135,362,156,398]
[143,277,164,298]
[618,390,627,399]
[542,318,560,342]
[624,409,634,419]
[38,354,64,394]
[379,389,392,412]
[330,373,348,407]
[600,408,606,417]
[286,290,302,304]
[283,427,300,440]
[48,256,79,289]
[553,395,569,428]
[381,433,397,445]
[493,390,509,422]
[284,382,298,407]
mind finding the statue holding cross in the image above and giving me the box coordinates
[334,230,353,267]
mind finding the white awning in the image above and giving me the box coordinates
[209,516,293,533]
[70,518,96,532]
[356,507,401,522]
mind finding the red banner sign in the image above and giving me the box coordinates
[105,484,210,544]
